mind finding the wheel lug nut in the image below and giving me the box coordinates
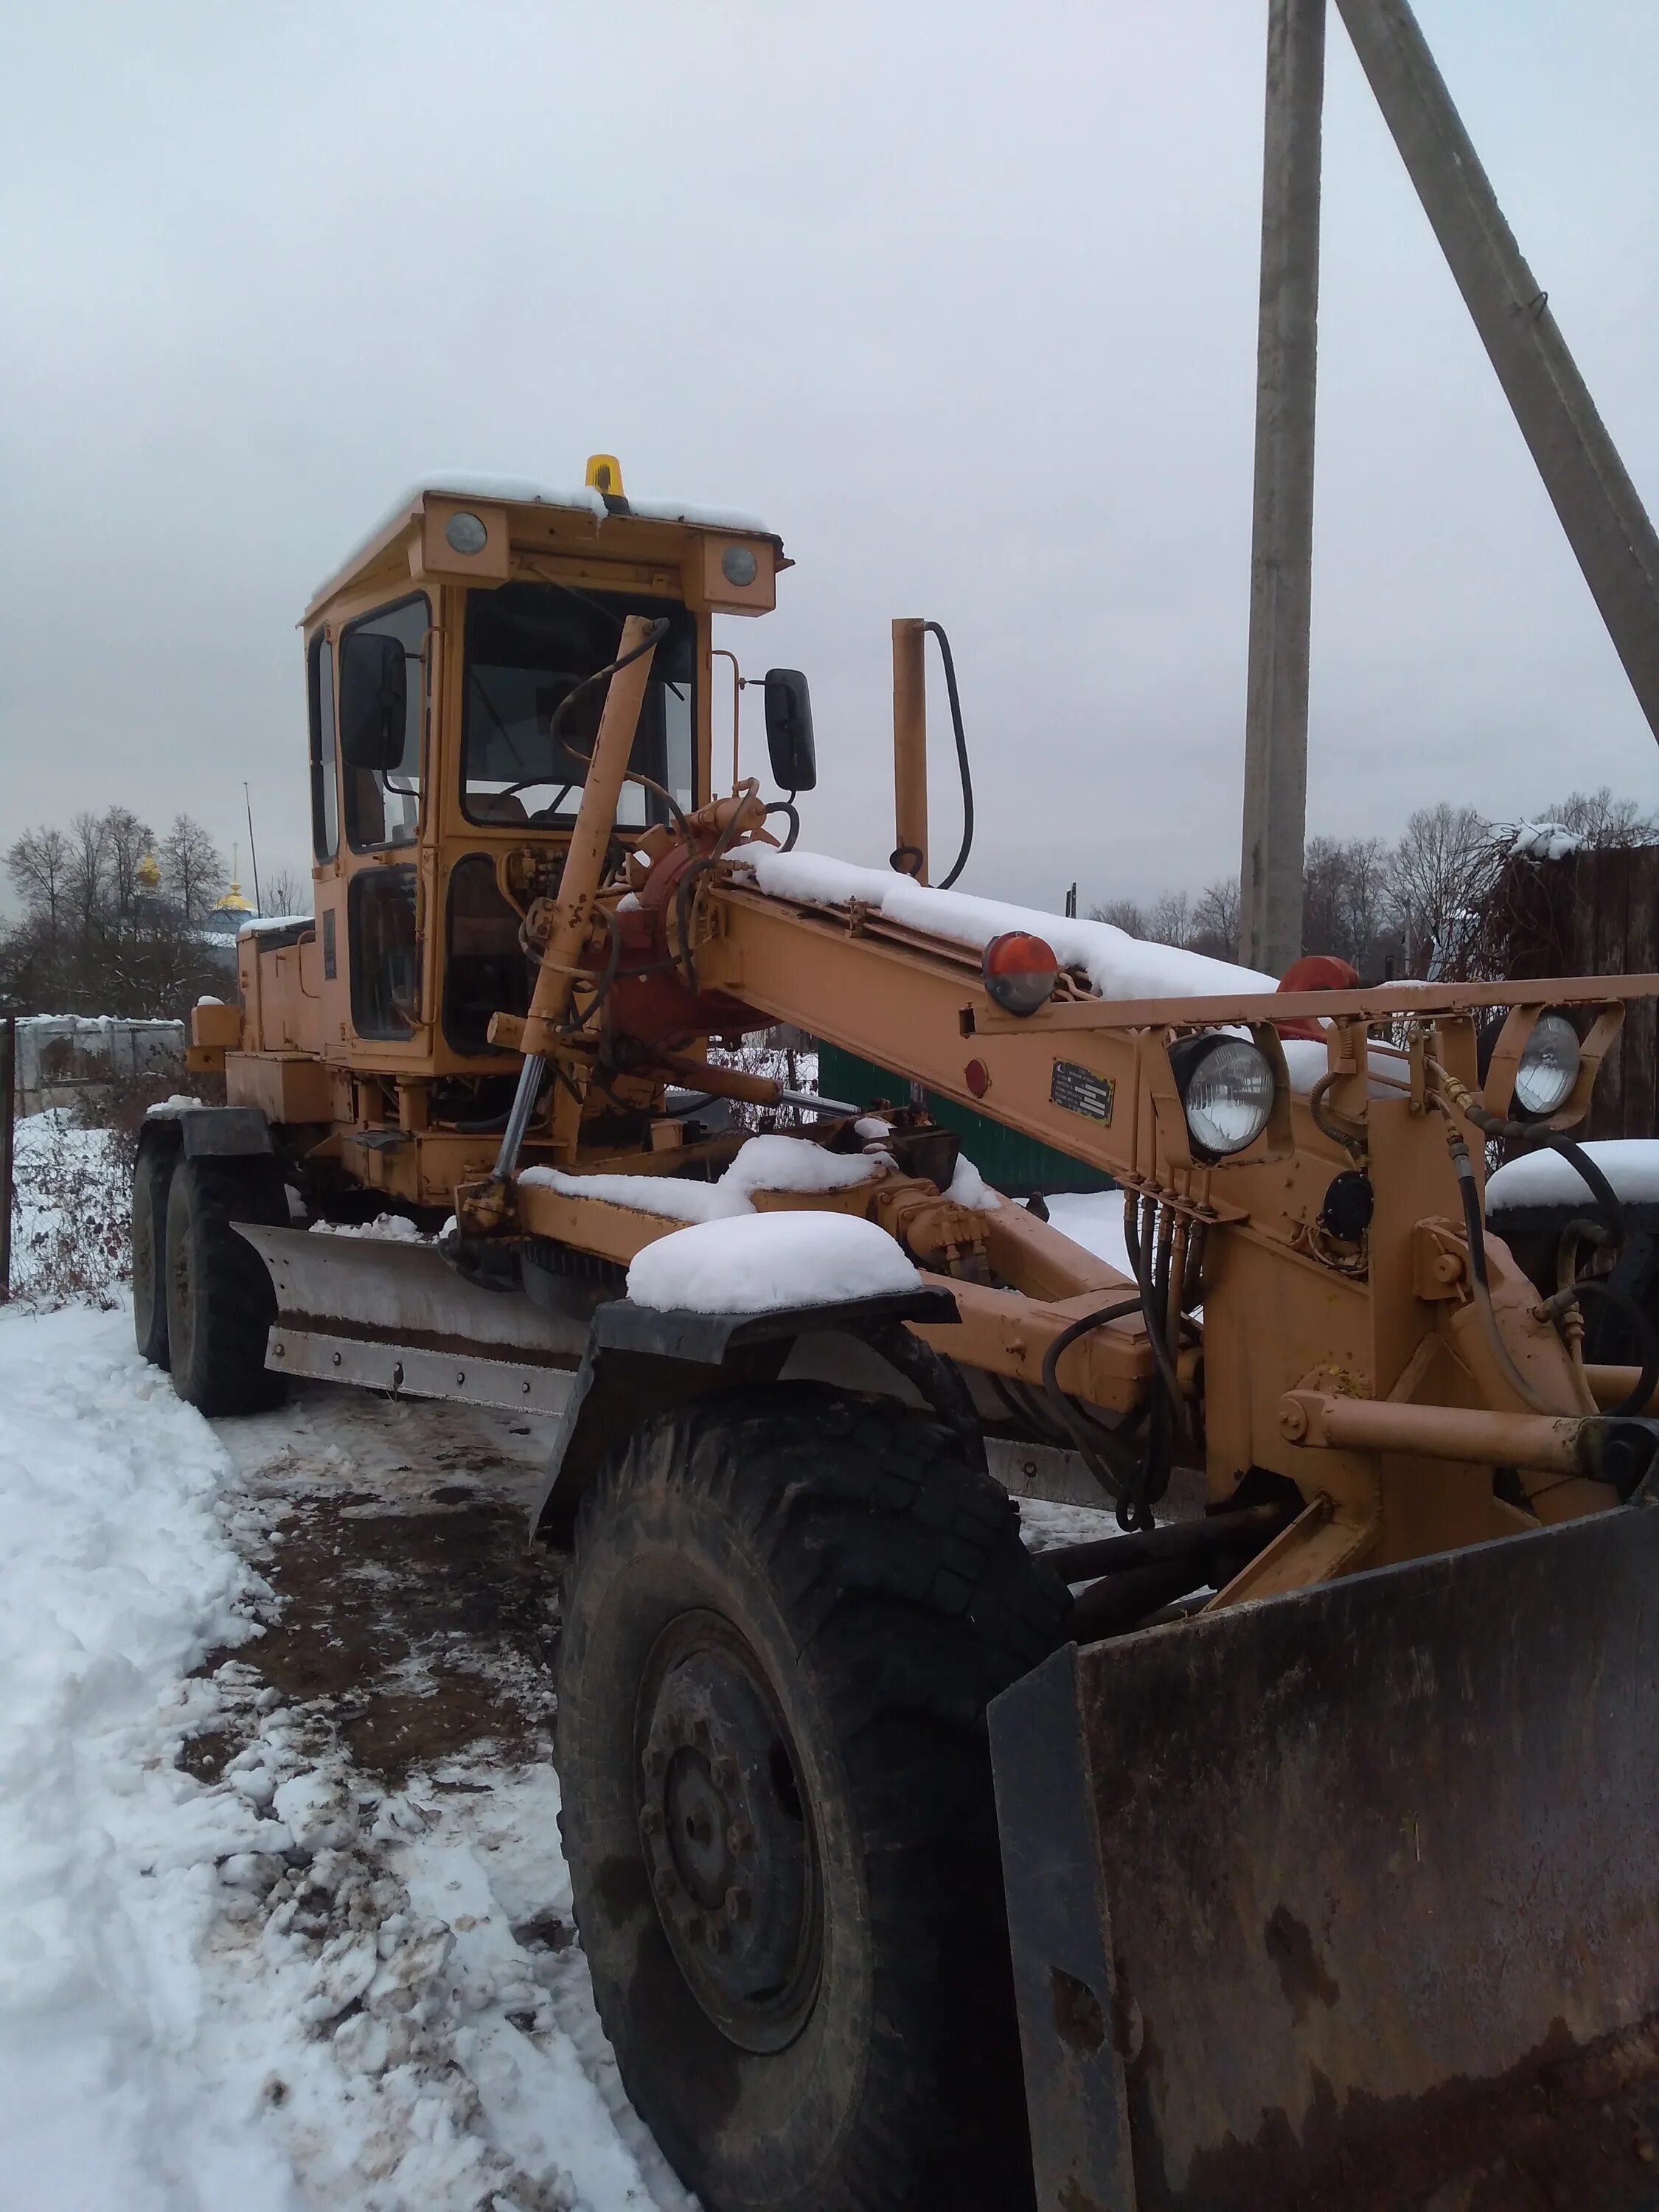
[683,1912,704,1944]
[710,1755,736,1790]
[706,1922,729,1952]
[691,1717,712,1750]
[642,1745,665,1778]
[726,1820,753,1854]
[639,1803,663,1836]
[726,1885,751,1921]
[654,1868,679,1899]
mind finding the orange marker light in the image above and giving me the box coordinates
[982,931,1060,1017]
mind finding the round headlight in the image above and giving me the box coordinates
[444,510,488,555]
[1513,1011,1579,1119]
[1171,1034,1276,1158]
[720,544,759,587]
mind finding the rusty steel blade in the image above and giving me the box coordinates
[991,1507,1659,2211]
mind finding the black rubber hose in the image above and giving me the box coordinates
[1040,1296,1147,1513]
[1571,1279,1659,1418]
[923,622,975,891]
[1543,1134,1626,1253]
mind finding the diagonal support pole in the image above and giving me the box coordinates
[1334,0,1659,746]
[1240,0,1327,977]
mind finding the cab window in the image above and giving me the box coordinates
[460,582,694,827]
[349,866,419,1038]
[442,853,532,1055]
[343,594,428,851]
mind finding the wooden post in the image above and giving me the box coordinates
[1239,0,1326,977]
[1334,0,1659,749]
[0,1015,15,1304]
[892,618,929,883]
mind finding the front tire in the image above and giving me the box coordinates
[164,1155,288,1414]
[556,1384,1067,2212]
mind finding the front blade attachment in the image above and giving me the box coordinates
[991,1507,1659,2211]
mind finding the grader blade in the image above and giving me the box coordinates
[991,1506,1659,2212]
[234,1223,586,1414]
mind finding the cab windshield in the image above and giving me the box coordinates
[461,582,695,827]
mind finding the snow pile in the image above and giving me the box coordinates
[1486,1138,1659,1214]
[0,1304,287,2208]
[0,1303,689,2211]
[1509,821,1584,863]
[627,1208,921,1314]
[145,1093,207,1118]
[309,1213,429,1243]
[738,846,1279,1001]
[521,1130,888,1223]
[945,1153,1001,1211]
[7,1108,130,1307]
[1043,1192,1135,1279]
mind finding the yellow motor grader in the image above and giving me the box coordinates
[137,466,1659,2211]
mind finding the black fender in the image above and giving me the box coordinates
[529,1284,963,1544]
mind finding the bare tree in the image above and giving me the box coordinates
[1091,897,1147,936]
[260,863,310,918]
[105,806,157,920]
[1144,889,1194,950]
[160,813,227,922]
[1189,877,1241,961]
[1302,836,1389,969]
[66,811,111,929]
[1537,785,1659,850]
[7,825,71,930]
[1386,804,1492,976]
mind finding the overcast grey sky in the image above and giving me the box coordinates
[4,1,1656,915]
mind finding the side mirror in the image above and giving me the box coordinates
[763,668,817,793]
[338,631,408,773]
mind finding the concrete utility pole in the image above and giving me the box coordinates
[1239,0,1326,977]
[1333,0,1659,747]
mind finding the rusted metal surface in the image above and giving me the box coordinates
[992,1509,1659,2211]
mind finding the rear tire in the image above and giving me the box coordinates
[164,1155,288,1415]
[131,1136,175,1368]
[556,1384,1068,2212]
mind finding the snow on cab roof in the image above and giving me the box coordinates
[311,473,774,608]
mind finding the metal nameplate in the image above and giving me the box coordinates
[1050,1060,1114,1121]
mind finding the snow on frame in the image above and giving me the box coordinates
[519,1131,890,1222]
[737,846,1279,1002]
[626,1208,921,1315]
[1486,1138,1659,1213]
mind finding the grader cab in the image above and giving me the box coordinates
[136,463,1659,2211]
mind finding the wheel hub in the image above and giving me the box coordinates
[638,1613,819,2052]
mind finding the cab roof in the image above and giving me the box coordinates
[307,473,785,621]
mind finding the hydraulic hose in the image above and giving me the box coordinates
[887,622,975,889]
[922,623,975,891]
[1039,1296,1148,1521]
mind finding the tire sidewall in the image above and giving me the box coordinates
[131,1137,174,1368]
[559,1422,874,2211]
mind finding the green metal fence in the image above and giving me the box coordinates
[815,1042,1116,1197]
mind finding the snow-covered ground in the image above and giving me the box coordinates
[0,1301,692,2212]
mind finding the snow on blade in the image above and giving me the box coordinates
[739,846,1279,1001]
[521,1133,888,1223]
[1486,1138,1659,1212]
[626,1209,920,1315]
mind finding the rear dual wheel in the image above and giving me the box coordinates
[161,1154,288,1415]
[556,1384,1068,2212]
